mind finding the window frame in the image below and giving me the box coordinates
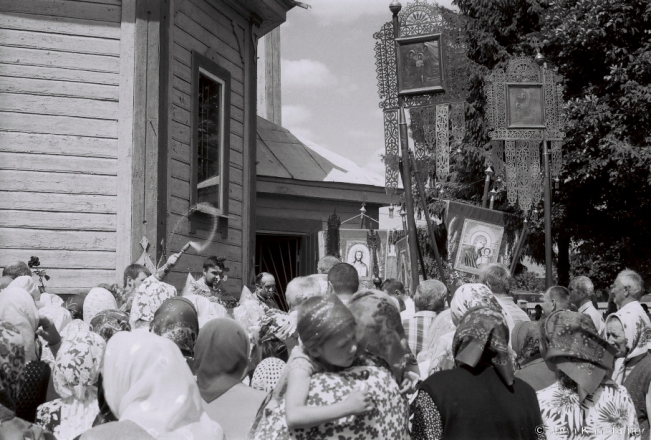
[190,51,231,217]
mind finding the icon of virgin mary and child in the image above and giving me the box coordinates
[461,234,493,269]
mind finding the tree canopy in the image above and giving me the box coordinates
[412,0,651,291]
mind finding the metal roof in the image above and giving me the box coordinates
[256,116,384,187]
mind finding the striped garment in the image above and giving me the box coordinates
[402,311,438,357]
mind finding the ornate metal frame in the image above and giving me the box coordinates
[485,57,565,212]
[374,0,474,194]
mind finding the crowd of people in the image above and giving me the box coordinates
[0,254,649,439]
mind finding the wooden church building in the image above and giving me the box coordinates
[0,0,295,294]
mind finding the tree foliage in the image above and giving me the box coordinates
[420,0,651,290]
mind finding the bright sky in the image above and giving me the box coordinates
[280,0,456,179]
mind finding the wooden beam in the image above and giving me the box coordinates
[264,27,280,125]
[242,18,258,286]
[117,0,136,282]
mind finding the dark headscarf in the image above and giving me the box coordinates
[64,294,85,321]
[0,321,26,410]
[543,310,616,401]
[347,290,416,382]
[151,297,199,358]
[452,307,514,386]
[512,321,542,366]
[90,310,131,342]
[193,318,249,403]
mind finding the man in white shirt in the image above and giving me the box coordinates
[569,275,605,335]
[480,263,530,327]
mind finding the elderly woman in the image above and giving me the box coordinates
[512,321,556,391]
[194,318,266,440]
[537,310,640,439]
[0,321,56,439]
[35,331,105,440]
[80,331,223,440]
[412,307,542,440]
[605,300,651,434]
[420,283,509,376]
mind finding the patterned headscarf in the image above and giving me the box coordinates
[512,321,542,364]
[151,297,199,357]
[61,319,91,341]
[251,357,286,393]
[83,287,118,324]
[606,301,651,383]
[64,295,85,321]
[450,283,505,324]
[453,307,514,386]
[543,310,616,401]
[129,277,177,329]
[90,310,131,342]
[53,330,105,400]
[347,290,415,382]
[184,294,228,328]
[0,286,40,362]
[0,321,26,409]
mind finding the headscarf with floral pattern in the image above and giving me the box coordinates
[0,321,26,410]
[151,297,199,357]
[512,320,542,365]
[90,310,131,342]
[129,277,177,329]
[53,330,105,400]
[0,285,39,362]
[543,310,616,401]
[453,307,514,385]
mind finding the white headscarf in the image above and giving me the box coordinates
[129,277,177,330]
[183,294,227,328]
[39,305,72,334]
[0,285,40,362]
[8,275,40,301]
[607,301,651,383]
[39,292,64,308]
[103,331,224,440]
[83,288,118,324]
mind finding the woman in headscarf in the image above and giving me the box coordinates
[537,310,640,439]
[83,288,118,325]
[417,308,455,373]
[512,321,556,391]
[90,310,131,342]
[0,321,56,440]
[605,304,651,435]
[412,307,543,440]
[38,305,73,370]
[0,285,56,423]
[35,331,105,440]
[194,318,266,440]
[420,283,509,376]
[347,290,418,386]
[80,331,223,440]
[89,309,131,427]
[8,275,41,303]
[151,297,199,370]
[129,277,177,330]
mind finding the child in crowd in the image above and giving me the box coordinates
[250,295,374,437]
[284,295,373,429]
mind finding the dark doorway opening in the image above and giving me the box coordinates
[255,234,301,310]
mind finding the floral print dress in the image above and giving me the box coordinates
[537,381,641,440]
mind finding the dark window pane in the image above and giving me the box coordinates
[197,72,221,209]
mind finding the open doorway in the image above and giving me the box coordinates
[255,234,301,310]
